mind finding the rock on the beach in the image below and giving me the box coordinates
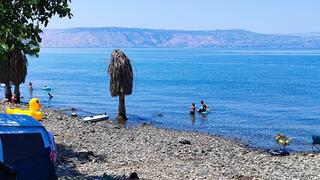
[178,138,191,145]
[129,172,139,180]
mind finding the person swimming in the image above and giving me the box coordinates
[43,84,53,98]
[190,103,196,115]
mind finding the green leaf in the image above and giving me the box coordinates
[0,0,72,56]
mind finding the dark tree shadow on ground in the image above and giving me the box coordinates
[55,143,129,180]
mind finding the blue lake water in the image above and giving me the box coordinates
[3,48,320,151]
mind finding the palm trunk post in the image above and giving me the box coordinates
[108,49,133,121]
[14,84,21,103]
[118,93,127,120]
[0,49,27,103]
[5,82,12,101]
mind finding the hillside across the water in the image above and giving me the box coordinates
[41,27,320,48]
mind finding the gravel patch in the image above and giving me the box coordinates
[1,102,319,179]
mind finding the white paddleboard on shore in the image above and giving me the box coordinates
[81,114,109,123]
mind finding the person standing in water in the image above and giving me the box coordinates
[11,94,17,103]
[198,100,208,113]
[28,82,33,91]
[189,103,196,115]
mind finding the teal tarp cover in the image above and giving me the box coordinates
[0,114,57,180]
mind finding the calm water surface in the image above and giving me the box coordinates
[3,48,320,151]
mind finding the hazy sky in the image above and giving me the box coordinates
[47,0,320,34]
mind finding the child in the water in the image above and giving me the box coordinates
[189,103,196,115]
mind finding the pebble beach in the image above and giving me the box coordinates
[1,102,320,180]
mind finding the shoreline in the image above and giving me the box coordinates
[1,102,320,179]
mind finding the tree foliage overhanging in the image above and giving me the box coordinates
[0,0,72,57]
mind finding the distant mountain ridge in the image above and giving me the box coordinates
[41,27,320,48]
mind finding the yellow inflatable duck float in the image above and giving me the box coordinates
[275,133,292,149]
[6,98,43,121]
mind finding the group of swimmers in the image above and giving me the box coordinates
[10,82,53,103]
[189,100,209,115]
[30,82,53,98]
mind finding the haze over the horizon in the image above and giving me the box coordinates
[47,0,320,34]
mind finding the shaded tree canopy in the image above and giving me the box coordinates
[108,49,133,97]
[0,0,72,57]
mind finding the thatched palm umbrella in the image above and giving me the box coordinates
[107,49,133,120]
[0,49,27,103]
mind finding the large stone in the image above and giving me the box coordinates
[179,138,191,145]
